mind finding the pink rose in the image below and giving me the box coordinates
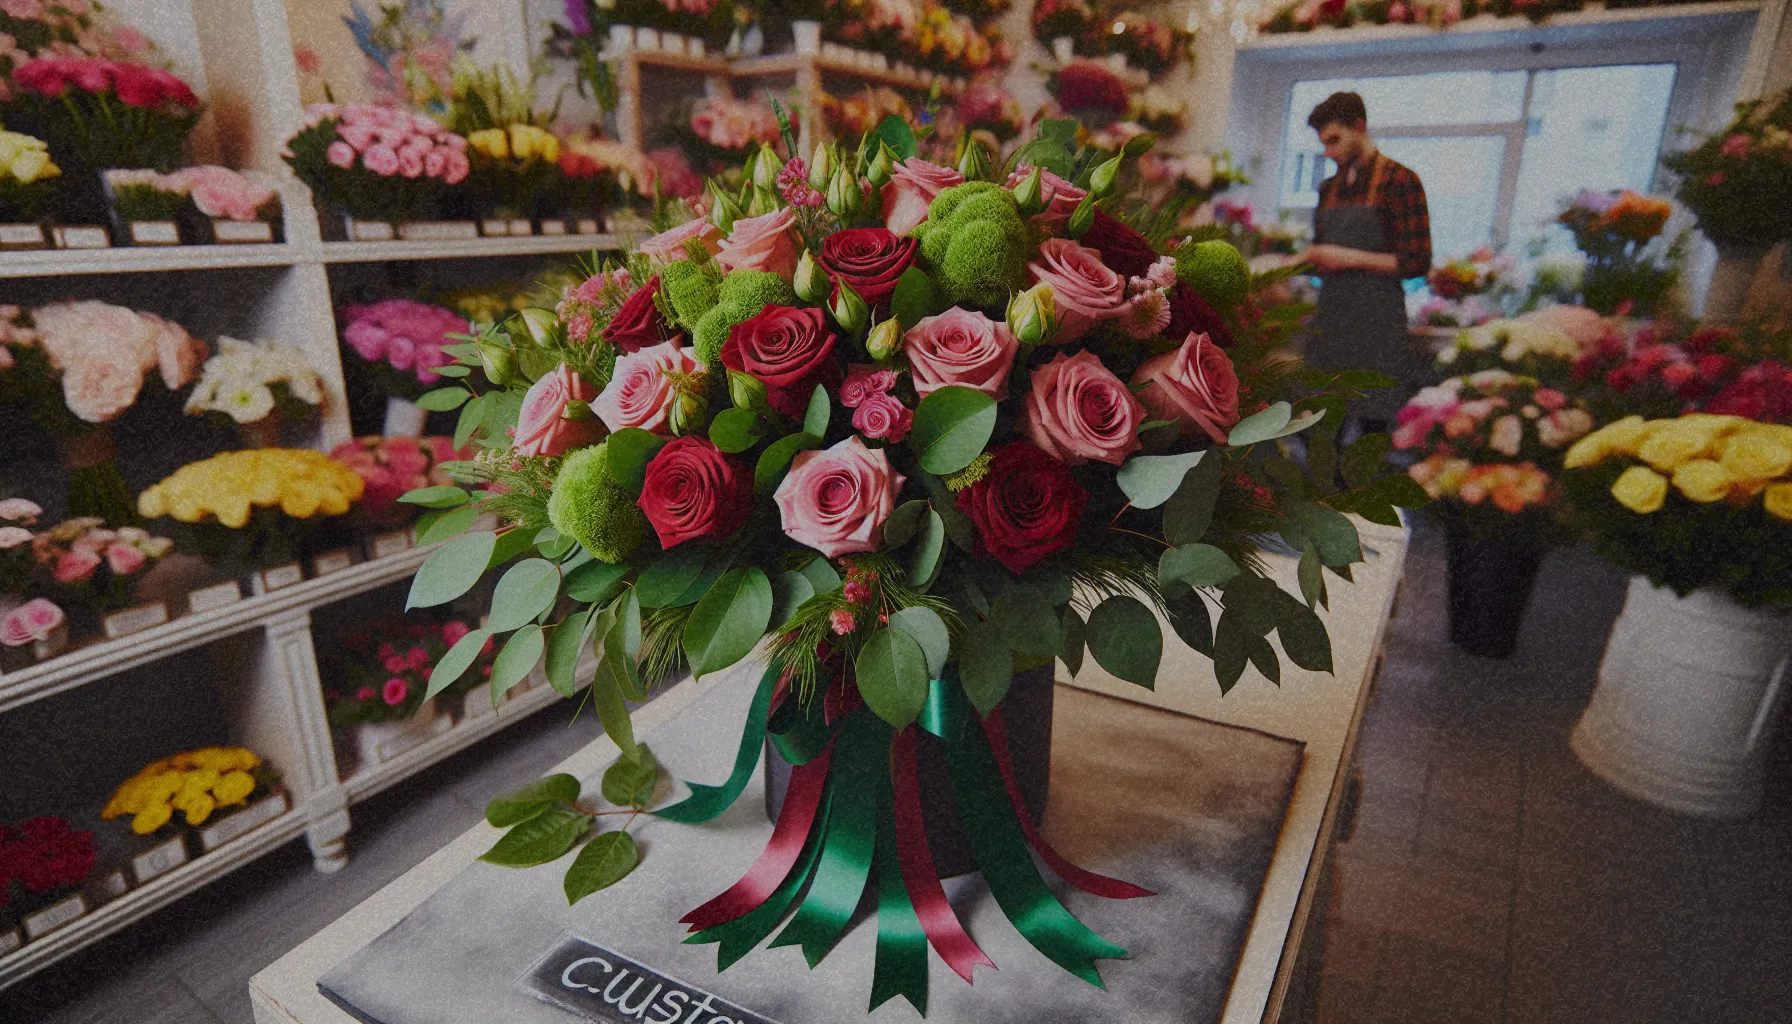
[513,363,603,458]
[1,599,64,647]
[53,547,101,584]
[0,527,31,549]
[0,498,42,522]
[852,393,913,443]
[105,543,147,576]
[1025,350,1146,467]
[882,158,964,236]
[904,307,1018,400]
[592,337,702,436]
[715,208,800,278]
[639,218,725,264]
[356,687,375,701]
[396,147,424,179]
[774,436,907,558]
[1028,238,1128,344]
[146,314,205,390]
[441,620,471,646]
[326,141,356,168]
[1130,332,1241,444]
[442,149,470,185]
[840,365,898,408]
[62,356,143,424]
[1005,165,1085,234]
[385,335,416,371]
[423,149,447,179]
[363,144,400,177]
[382,677,409,706]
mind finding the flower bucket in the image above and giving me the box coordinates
[1703,241,1769,323]
[60,426,134,525]
[352,699,447,768]
[237,416,283,449]
[1444,526,1547,658]
[764,663,1055,877]
[1572,577,1792,817]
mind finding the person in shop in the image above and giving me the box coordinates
[1297,90,1433,433]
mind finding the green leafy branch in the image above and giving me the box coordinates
[479,751,666,905]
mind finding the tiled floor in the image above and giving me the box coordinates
[7,523,1792,1023]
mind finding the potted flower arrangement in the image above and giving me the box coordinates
[18,515,175,643]
[675,94,783,174]
[391,114,1424,1009]
[0,300,207,525]
[338,298,473,436]
[183,337,325,448]
[1660,86,1792,321]
[1416,246,1517,330]
[0,129,60,248]
[135,448,365,591]
[1045,61,1130,126]
[0,816,96,945]
[100,168,189,245]
[463,122,563,233]
[1102,12,1188,77]
[181,166,284,244]
[329,435,471,531]
[325,615,490,770]
[282,102,471,240]
[554,134,658,234]
[0,498,71,665]
[1394,370,1594,656]
[1556,188,1684,317]
[101,746,286,855]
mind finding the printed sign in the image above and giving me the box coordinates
[132,835,189,884]
[519,936,781,1024]
[349,220,395,241]
[311,549,356,577]
[576,219,602,235]
[0,926,19,955]
[539,219,568,235]
[53,225,110,249]
[214,220,274,243]
[507,218,534,236]
[0,223,46,247]
[480,219,511,236]
[252,562,304,595]
[398,220,479,241]
[101,601,168,639]
[23,894,86,939]
[128,220,180,245]
[368,531,413,560]
[198,791,288,852]
[188,580,243,613]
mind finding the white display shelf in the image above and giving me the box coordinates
[0,807,306,990]
[1238,0,1771,52]
[0,545,433,714]
[318,233,624,264]
[342,682,565,804]
[0,242,305,279]
[729,52,962,94]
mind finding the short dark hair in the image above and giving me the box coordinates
[1307,91,1367,132]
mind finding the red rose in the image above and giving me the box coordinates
[1165,283,1233,349]
[1080,210,1159,281]
[602,275,671,354]
[821,228,917,314]
[1051,63,1129,115]
[956,442,1089,575]
[638,435,752,548]
[720,305,843,418]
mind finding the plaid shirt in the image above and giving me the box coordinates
[1317,153,1432,280]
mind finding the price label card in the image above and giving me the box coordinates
[128,220,181,245]
[0,927,19,955]
[252,562,304,595]
[480,219,511,236]
[98,870,129,898]
[213,220,274,243]
[101,602,168,639]
[399,220,479,241]
[0,223,45,246]
[23,894,86,940]
[539,220,568,236]
[349,220,395,241]
[376,715,451,762]
[188,580,242,614]
[507,218,534,236]
[576,219,601,235]
[54,226,110,249]
[198,791,288,852]
[368,531,413,560]
[132,836,189,884]
[520,936,782,1024]
[311,549,356,576]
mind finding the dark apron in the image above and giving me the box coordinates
[1305,155,1424,422]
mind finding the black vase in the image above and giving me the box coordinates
[764,663,1055,878]
[1445,526,1548,659]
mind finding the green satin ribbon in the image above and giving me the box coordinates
[869,754,929,1015]
[769,688,834,766]
[768,709,886,967]
[941,684,1128,987]
[655,664,779,823]
[685,789,832,970]
[917,675,966,741]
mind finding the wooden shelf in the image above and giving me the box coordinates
[0,545,433,714]
[1238,0,1769,52]
[730,53,962,95]
[0,242,305,279]
[342,682,564,804]
[318,233,624,264]
[0,807,307,990]
[621,49,731,75]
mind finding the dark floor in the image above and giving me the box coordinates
[7,523,1792,1023]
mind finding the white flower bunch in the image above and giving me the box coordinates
[185,337,323,424]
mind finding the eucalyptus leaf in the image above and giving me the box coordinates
[771,570,815,628]
[909,387,997,475]
[592,643,637,758]
[803,385,830,438]
[1274,591,1334,673]
[887,606,949,678]
[415,506,480,547]
[545,610,591,697]
[399,485,470,508]
[426,626,493,699]
[890,267,941,331]
[1298,542,1327,610]
[635,545,708,608]
[1059,606,1085,678]
[708,407,764,454]
[1282,502,1362,567]
[565,561,629,603]
[855,629,930,728]
[1158,544,1240,591]
[1116,450,1207,510]
[479,806,587,867]
[906,510,946,591]
[454,393,487,449]
[603,428,666,494]
[408,530,497,609]
[1165,590,1213,655]
[991,584,1061,658]
[1086,595,1161,688]
[564,831,639,905]
[1162,453,1225,547]
[1213,611,1247,694]
[416,387,469,411]
[487,559,562,632]
[1247,634,1281,685]
[1227,402,1293,445]
[1341,433,1392,489]
[882,500,929,549]
[487,525,541,569]
[682,567,773,677]
[959,620,1013,714]
[491,624,545,702]
[798,557,841,595]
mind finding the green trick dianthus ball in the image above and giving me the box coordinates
[691,271,796,365]
[911,181,1030,309]
[1176,239,1251,310]
[661,259,719,330]
[546,442,646,564]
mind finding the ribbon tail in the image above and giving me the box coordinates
[944,717,1127,988]
[869,744,928,1016]
[892,727,995,985]
[767,710,885,968]
[656,664,781,823]
[983,708,1154,901]
[680,742,834,931]
[686,788,832,971]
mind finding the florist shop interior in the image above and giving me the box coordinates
[0,0,1790,1021]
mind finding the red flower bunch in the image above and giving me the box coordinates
[8,55,202,171]
[1048,62,1129,116]
[1575,323,1792,425]
[0,817,96,902]
[326,615,494,725]
[1706,360,1792,423]
[13,56,200,110]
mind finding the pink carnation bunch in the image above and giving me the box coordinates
[329,435,469,528]
[339,299,470,385]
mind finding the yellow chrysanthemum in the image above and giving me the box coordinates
[175,791,217,826]
[1637,420,1725,473]
[1671,459,1735,503]
[1766,483,1792,522]
[317,486,351,516]
[1611,465,1669,514]
[138,487,167,519]
[1719,432,1792,483]
[281,477,322,518]
[1564,415,1650,469]
[214,770,257,807]
[132,801,173,835]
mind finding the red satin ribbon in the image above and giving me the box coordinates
[981,709,1155,900]
[679,743,835,932]
[891,728,996,984]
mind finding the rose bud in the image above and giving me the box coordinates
[476,335,517,386]
[957,138,989,182]
[728,369,768,412]
[748,184,779,217]
[1067,194,1096,239]
[516,306,560,347]
[1011,165,1046,217]
[708,180,742,234]
[794,248,829,305]
[866,142,895,188]
[1088,154,1123,200]
[1007,283,1057,346]
[808,142,834,191]
[752,143,781,193]
[830,278,870,336]
[668,388,709,437]
[827,166,862,221]
[866,317,903,362]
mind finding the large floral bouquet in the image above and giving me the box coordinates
[6,56,201,172]
[1395,369,1593,541]
[1661,86,1792,249]
[392,117,1421,1008]
[340,299,471,397]
[1571,318,1792,426]
[330,435,469,527]
[283,103,470,224]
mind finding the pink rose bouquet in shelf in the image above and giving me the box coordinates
[324,614,496,727]
[679,94,781,171]
[339,299,471,396]
[330,435,471,528]
[283,102,470,224]
[21,515,174,612]
[6,55,201,172]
